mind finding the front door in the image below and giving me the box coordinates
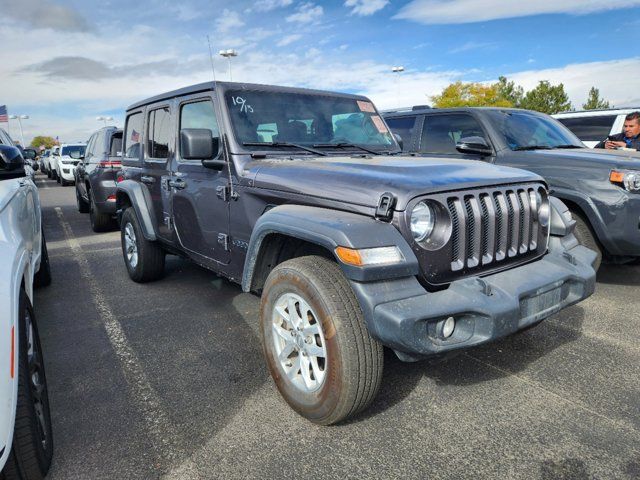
[171,95,230,266]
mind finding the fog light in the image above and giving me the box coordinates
[442,316,455,338]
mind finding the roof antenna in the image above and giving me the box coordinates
[207,35,217,82]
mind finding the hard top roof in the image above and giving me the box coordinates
[126,81,372,112]
[382,106,539,116]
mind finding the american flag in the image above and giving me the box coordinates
[131,129,140,142]
[0,105,7,123]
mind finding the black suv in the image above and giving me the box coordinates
[117,82,596,424]
[384,107,640,269]
[75,126,123,231]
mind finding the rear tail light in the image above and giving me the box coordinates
[107,195,116,202]
[97,160,122,168]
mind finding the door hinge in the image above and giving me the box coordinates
[217,233,229,251]
[375,192,396,221]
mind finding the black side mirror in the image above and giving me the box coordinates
[0,144,26,178]
[180,128,225,170]
[456,136,492,156]
[393,133,404,151]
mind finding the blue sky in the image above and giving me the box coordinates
[1,0,639,144]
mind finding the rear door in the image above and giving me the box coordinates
[142,103,175,241]
[171,94,231,266]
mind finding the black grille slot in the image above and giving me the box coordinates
[516,191,526,250]
[480,194,490,260]
[464,197,474,263]
[448,198,461,270]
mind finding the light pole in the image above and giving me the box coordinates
[96,116,114,127]
[219,49,238,81]
[9,115,29,147]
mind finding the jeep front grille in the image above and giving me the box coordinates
[406,183,549,286]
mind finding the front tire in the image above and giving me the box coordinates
[261,256,383,425]
[76,187,90,214]
[571,210,602,271]
[120,207,165,282]
[1,289,53,480]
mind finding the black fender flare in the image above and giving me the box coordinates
[241,205,419,292]
[116,180,158,241]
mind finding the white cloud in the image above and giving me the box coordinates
[448,41,496,54]
[277,34,302,46]
[395,0,640,24]
[215,9,245,33]
[286,2,324,23]
[250,0,293,12]
[507,58,640,107]
[344,0,389,16]
[2,0,91,32]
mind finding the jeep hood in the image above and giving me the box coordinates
[521,147,640,167]
[247,155,543,210]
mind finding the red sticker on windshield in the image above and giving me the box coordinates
[371,115,388,133]
[357,101,375,113]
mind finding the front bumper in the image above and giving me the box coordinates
[59,165,76,181]
[350,241,596,361]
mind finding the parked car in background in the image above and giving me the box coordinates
[54,143,86,186]
[45,146,59,180]
[116,82,595,425]
[553,108,640,148]
[383,106,640,269]
[75,127,123,231]
[0,131,53,479]
[21,148,39,173]
[37,149,50,173]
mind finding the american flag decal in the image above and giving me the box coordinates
[131,129,140,142]
[0,105,8,123]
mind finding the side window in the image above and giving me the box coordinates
[180,100,220,158]
[93,130,106,157]
[385,116,417,150]
[420,114,487,154]
[147,107,171,159]
[124,112,143,160]
[85,134,96,160]
[110,132,123,157]
[556,115,617,142]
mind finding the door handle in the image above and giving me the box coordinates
[168,178,187,190]
[140,175,155,184]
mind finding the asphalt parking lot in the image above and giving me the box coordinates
[33,173,640,480]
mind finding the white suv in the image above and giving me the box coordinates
[54,143,86,186]
[44,146,59,179]
[0,129,53,479]
[553,108,640,148]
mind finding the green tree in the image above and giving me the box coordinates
[582,87,610,110]
[496,76,524,107]
[30,136,57,150]
[431,81,513,108]
[519,80,572,114]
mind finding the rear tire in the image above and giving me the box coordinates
[33,234,51,289]
[571,210,602,271]
[260,256,383,425]
[120,207,165,282]
[89,191,115,232]
[1,289,54,480]
[45,169,51,179]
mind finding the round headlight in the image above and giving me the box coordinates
[410,201,435,242]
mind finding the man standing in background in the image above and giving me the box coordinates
[596,111,640,150]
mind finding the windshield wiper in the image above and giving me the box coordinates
[312,142,381,155]
[553,144,583,149]
[513,145,553,151]
[243,141,327,156]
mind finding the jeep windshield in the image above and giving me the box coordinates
[485,110,583,151]
[224,89,398,155]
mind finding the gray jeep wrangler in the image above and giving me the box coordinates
[117,82,597,424]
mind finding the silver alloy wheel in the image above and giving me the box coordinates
[124,223,138,268]
[271,292,327,393]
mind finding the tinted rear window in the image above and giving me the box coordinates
[556,115,617,142]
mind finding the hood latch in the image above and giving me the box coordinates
[375,192,396,222]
